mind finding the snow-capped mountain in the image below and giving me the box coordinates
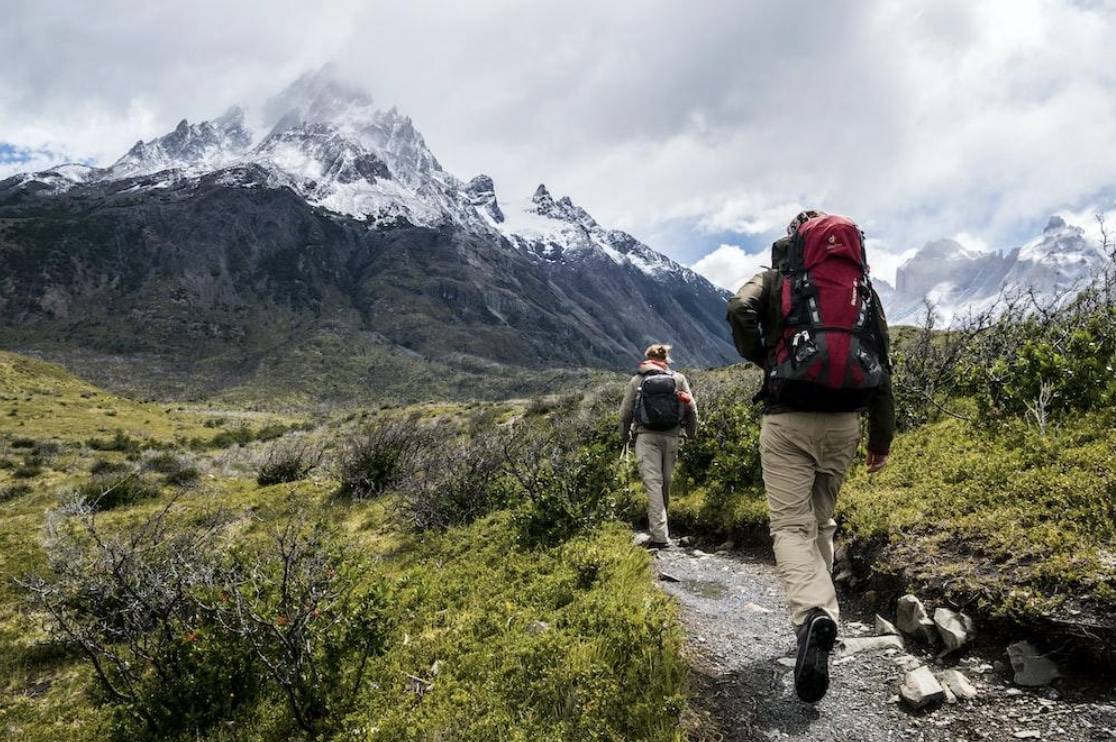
[14,67,702,287]
[0,67,734,399]
[106,106,253,180]
[887,216,1108,325]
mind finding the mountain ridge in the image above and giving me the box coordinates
[0,67,734,402]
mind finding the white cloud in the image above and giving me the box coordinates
[2,0,1116,269]
[691,244,771,292]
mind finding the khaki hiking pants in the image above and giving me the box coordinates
[760,411,860,626]
[635,431,681,543]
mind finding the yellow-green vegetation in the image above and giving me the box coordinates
[841,410,1116,622]
[0,353,687,740]
[0,350,293,446]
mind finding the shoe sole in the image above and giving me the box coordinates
[794,614,837,703]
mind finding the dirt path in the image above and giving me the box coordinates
[653,545,1116,742]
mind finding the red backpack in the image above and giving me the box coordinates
[764,214,887,410]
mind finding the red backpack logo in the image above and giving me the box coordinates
[767,214,886,407]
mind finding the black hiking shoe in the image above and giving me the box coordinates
[794,608,838,703]
[645,540,672,550]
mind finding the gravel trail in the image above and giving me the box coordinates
[653,545,1116,742]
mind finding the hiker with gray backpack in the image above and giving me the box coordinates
[618,344,699,548]
[727,210,895,705]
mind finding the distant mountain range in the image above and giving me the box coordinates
[875,215,1108,325]
[0,67,734,402]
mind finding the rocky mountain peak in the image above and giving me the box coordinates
[1044,215,1067,233]
[464,174,503,223]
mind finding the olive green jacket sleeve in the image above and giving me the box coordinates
[725,271,774,366]
[618,375,639,444]
[867,287,896,455]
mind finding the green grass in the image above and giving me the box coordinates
[840,409,1116,623]
[0,352,687,740]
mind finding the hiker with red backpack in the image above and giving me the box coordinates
[619,344,699,549]
[726,210,895,704]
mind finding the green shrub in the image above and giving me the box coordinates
[13,458,44,479]
[90,458,129,476]
[396,428,515,530]
[257,440,320,486]
[142,451,199,487]
[75,473,160,511]
[334,420,439,500]
[23,505,393,739]
[24,504,261,739]
[0,483,32,502]
[506,424,622,547]
[86,429,142,453]
[206,426,255,449]
[960,309,1116,425]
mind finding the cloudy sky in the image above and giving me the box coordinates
[3,0,1116,289]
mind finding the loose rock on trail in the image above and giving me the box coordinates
[651,543,1116,741]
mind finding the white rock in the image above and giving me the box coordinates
[839,635,905,656]
[934,607,975,652]
[1013,731,1042,739]
[900,665,946,709]
[875,614,900,636]
[942,669,978,700]
[896,594,937,643]
[777,656,797,668]
[691,549,709,557]
[942,683,957,704]
[658,571,680,583]
[526,620,551,635]
[1008,641,1062,687]
[632,532,652,547]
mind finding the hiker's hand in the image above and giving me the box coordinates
[866,451,889,474]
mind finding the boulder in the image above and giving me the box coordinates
[875,614,900,636]
[934,607,975,652]
[632,532,652,547]
[941,669,978,701]
[1008,641,1062,686]
[839,635,905,656]
[658,571,680,583]
[899,665,946,709]
[896,594,937,643]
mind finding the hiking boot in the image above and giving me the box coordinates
[645,540,672,550]
[794,608,837,703]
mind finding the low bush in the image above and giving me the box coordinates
[22,502,257,739]
[13,457,44,479]
[0,483,32,502]
[334,419,440,500]
[21,502,393,739]
[396,428,514,530]
[90,458,129,476]
[9,437,36,449]
[74,473,160,511]
[257,439,321,486]
[505,421,622,547]
[144,451,199,487]
[86,430,142,453]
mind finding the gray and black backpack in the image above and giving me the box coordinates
[634,372,685,431]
